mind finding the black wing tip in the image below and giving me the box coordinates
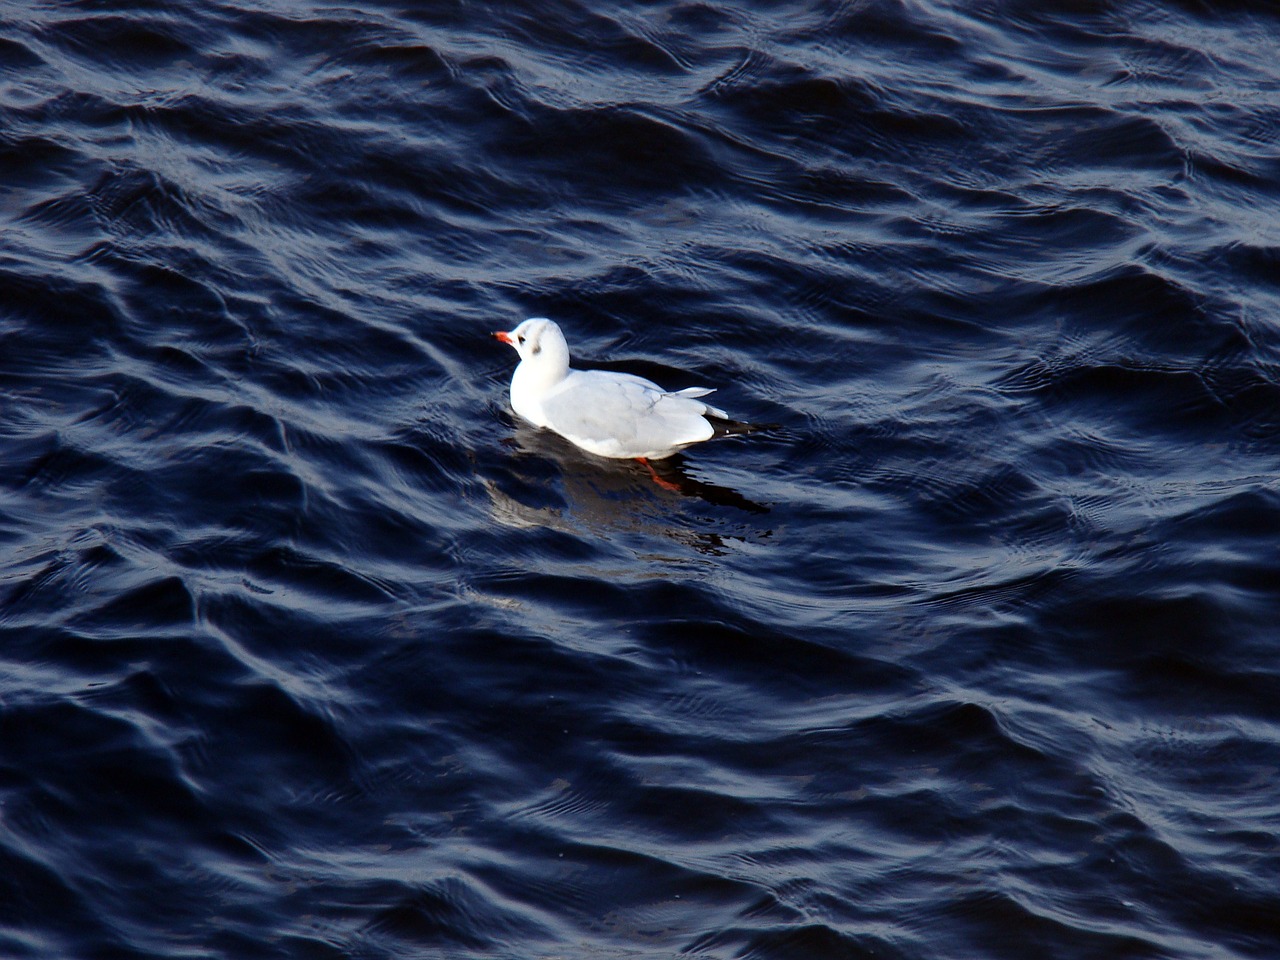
[706,416,781,440]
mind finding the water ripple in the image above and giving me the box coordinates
[4,2,1280,958]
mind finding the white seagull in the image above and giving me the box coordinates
[493,317,768,462]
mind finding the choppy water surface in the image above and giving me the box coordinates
[3,1,1280,957]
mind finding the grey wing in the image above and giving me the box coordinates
[542,371,718,456]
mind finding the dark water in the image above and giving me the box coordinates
[3,0,1280,957]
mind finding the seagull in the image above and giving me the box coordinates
[492,317,769,462]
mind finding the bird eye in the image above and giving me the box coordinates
[517,335,525,344]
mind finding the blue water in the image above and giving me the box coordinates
[3,1,1280,957]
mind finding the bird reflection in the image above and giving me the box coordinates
[483,420,770,555]
[638,451,769,514]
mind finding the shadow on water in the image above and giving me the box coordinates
[480,418,771,555]
[644,450,771,515]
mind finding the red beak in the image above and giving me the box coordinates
[492,330,514,345]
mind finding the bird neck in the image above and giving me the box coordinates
[513,352,569,396]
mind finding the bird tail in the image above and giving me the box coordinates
[706,415,779,440]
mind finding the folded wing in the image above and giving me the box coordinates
[540,370,726,458]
